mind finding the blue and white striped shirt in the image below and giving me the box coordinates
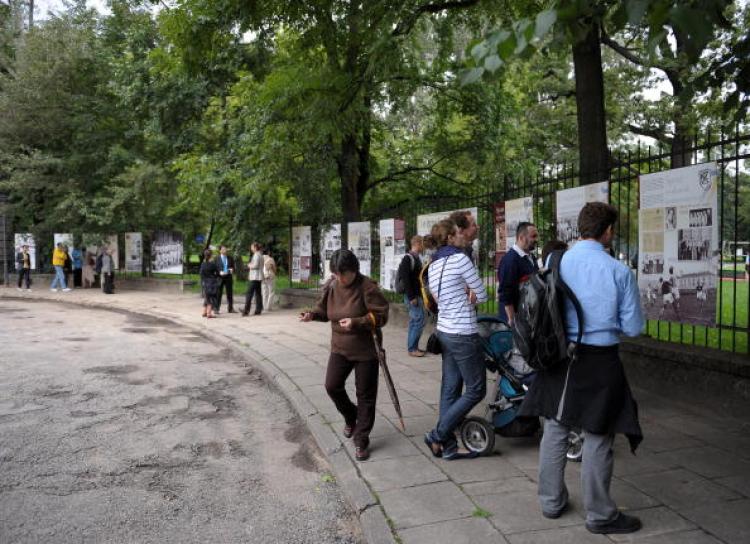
[429,252,488,335]
[560,240,644,346]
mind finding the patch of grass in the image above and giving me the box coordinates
[320,473,335,483]
[472,507,492,518]
[646,280,748,354]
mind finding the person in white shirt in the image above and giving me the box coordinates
[262,250,277,311]
[242,242,264,316]
[423,218,488,461]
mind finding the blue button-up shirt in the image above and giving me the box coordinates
[560,240,644,346]
[221,255,228,273]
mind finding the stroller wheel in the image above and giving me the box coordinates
[459,416,496,456]
[566,431,583,462]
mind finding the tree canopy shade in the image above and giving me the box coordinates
[0,0,746,249]
[463,0,740,181]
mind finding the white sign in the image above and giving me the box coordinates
[638,163,719,326]
[14,233,36,270]
[556,181,610,246]
[291,226,312,282]
[125,232,142,273]
[416,207,479,237]
[348,221,372,277]
[151,231,183,274]
[320,224,341,284]
[505,197,534,250]
[80,234,119,270]
[54,233,74,248]
[379,219,406,291]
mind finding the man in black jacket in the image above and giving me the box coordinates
[214,245,235,313]
[397,235,425,357]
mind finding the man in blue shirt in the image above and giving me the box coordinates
[520,202,644,535]
[497,222,539,324]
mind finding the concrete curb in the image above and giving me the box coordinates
[0,292,396,544]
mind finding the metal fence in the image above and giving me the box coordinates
[294,128,749,355]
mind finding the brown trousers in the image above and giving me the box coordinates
[325,353,379,449]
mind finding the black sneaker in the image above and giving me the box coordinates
[586,513,642,534]
[343,424,354,438]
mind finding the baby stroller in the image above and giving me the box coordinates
[458,316,583,461]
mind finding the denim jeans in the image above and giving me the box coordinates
[404,295,425,352]
[50,265,67,290]
[429,331,486,453]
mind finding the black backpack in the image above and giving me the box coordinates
[394,254,416,294]
[511,250,584,371]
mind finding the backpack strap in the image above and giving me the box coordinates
[548,250,585,355]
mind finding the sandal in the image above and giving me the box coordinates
[423,433,442,458]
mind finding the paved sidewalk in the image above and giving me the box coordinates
[3,286,750,544]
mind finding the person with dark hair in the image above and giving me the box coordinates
[520,201,644,535]
[16,244,32,291]
[242,242,264,316]
[449,210,478,258]
[397,235,425,357]
[213,244,235,314]
[541,240,568,267]
[100,247,116,295]
[496,221,539,323]
[71,246,83,288]
[63,245,73,289]
[200,248,220,318]
[424,218,488,460]
[300,249,389,461]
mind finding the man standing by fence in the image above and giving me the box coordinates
[520,202,644,535]
[497,222,539,324]
[397,235,425,357]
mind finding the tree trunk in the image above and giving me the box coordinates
[572,23,609,184]
[338,134,361,249]
[670,120,691,168]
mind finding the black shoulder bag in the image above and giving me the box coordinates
[425,259,447,355]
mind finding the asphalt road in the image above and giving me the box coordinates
[0,300,363,544]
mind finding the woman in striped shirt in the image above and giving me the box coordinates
[424,219,488,460]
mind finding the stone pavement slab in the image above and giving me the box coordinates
[507,526,609,544]
[5,287,750,544]
[607,506,696,542]
[358,455,447,492]
[378,481,477,529]
[399,517,505,544]
[623,468,740,510]
[681,499,750,544]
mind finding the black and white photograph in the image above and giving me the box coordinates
[665,207,677,230]
[640,253,664,275]
[689,208,712,228]
[151,231,183,274]
[678,228,712,261]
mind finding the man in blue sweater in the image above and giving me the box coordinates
[496,222,539,324]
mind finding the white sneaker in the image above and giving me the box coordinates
[50,288,57,292]
[62,288,72,292]
[26,288,32,292]
[16,287,22,292]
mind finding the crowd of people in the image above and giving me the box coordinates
[198,242,277,318]
[301,203,646,535]
[16,243,115,294]
[13,205,652,535]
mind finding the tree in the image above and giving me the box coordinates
[160,0,487,231]
[463,0,734,181]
